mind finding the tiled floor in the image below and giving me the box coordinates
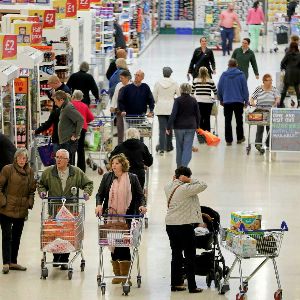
[1,35,300,300]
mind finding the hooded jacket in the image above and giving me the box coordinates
[217,68,249,104]
[280,51,300,85]
[109,139,153,171]
[0,162,36,218]
[153,78,180,115]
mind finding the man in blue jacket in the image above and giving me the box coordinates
[218,59,249,146]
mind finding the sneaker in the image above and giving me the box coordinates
[2,264,9,274]
[226,142,232,146]
[237,137,246,144]
[9,264,27,271]
[189,288,203,293]
[166,146,174,152]
[159,150,164,156]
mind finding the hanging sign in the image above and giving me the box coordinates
[78,0,90,11]
[14,78,29,94]
[65,0,78,18]
[14,22,43,46]
[53,0,77,19]
[31,23,43,44]
[0,34,17,60]
[28,9,56,29]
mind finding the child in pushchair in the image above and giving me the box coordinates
[192,206,229,290]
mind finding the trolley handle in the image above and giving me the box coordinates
[101,213,144,218]
[42,196,86,202]
[125,114,146,118]
[239,221,288,233]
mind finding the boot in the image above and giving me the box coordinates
[119,260,132,285]
[111,261,122,284]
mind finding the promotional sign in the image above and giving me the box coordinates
[66,0,77,18]
[53,0,77,19]
[31,23,43,44]
[28,9,56,29]
[78,0,90,11]
[14,78,29,94]
[13,22,43,46]
[0,34,17,60]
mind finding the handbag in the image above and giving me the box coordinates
[38,139,55,166]
[197,128,220,146]
[211,102,218,116]
[167,185,181,208]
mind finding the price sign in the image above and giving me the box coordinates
[65,0,77,18]
[44,10,56,28]
[78,0,90,10]
[1,35,17,60]
[31,23,43,45]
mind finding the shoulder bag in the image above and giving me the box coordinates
[167,184,181,208]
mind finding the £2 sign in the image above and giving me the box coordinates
[66,0,77,18]
[78,0,90,10]
[2,35,17,60]
[43,10,56,29]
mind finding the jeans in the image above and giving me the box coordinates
[255,126,270,147]
[59,140,78,165]
[198,102,213,132]
[223,103,244,143]
[249,24,261,52]
[174,129,195,168]
[280,83,300,106]
[221,27,234,55]
[0,214,25,264]
[157,115,173,151]
[77,129,86,172]
[166,224,197,291]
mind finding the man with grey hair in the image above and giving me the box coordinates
[38,148,93,269]
[218,58,249,146]
[67,61,99,106]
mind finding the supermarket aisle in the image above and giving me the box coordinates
[0,35,299,300]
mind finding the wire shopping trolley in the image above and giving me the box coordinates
[219,221,288,300]
[40,196,85,280]
[97,214,144,296]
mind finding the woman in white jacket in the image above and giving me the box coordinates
[153,67,180,155]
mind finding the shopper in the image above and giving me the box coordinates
[166,83,200,168]
[95,154,146,284]
[0,148,36,274]
[53,90,84,165]
[111,70,132,144]
[67,62,99,106]
[153,67,180,155]
[232,38,259,80]
[285,35,300,52]
[106,48,127,80]
[250,74,280,153]
[109,128,153,189]
[47,75,71,97]
[191,66,218,132]
[114,20,126,50]
[108,58,128,98]
[165,166,207,293]
[0,134,16,172]
[287,0,298,22]
[219,3,241,56]
[187,37,216,79]
[218,59,249,146]
[246,1,265,52]
[118,70,155,117]
[279,42,300,107]
[38,149,93,269]
[71,90,94,172]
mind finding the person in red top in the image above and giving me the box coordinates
[71,90,94,172]
[219,3,241,56]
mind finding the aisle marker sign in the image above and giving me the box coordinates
[66,0,77,18]
[0,35,17,60]
[28,9,56,29]
[78,0,90,11]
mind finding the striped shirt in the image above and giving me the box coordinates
[191,78,218,103]
[251,86,280,107]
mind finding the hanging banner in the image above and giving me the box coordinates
[90,0,100,3]
[78,0,90,11]
[14,22,43,46]
[31,23,43,44]
[28,9,56,29]
[0,35,17,60]
[65,0,77,18]
[53,0,77,18]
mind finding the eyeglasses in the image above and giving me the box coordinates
[55,157,68,160]
[264,79,273,81]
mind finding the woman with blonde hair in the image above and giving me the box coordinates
[95,154,146,284]
[191,66,218,132]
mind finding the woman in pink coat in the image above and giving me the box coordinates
[71,90,94,172]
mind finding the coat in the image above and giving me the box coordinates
[96,172,145,215]
[280,52,300,85]
[0,162,36,218]
[0,134,16,172]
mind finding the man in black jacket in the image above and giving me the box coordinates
[0,134,16,172]
[188,37,216,79]
[67,62,99,106]
[106,48,127,80]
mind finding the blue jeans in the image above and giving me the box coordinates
[157,115,173,151]
[221,27,234,55]
[174,129,195,168]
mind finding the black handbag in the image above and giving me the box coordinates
[276,32,288,45]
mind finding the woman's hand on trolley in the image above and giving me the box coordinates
[139,206,147,214]
[95,205,103,217]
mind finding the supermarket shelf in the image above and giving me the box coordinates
[55,66,69,70]
[39,61,55,66]
[39,76,51,81]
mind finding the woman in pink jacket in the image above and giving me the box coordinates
[71,90,94,172]
[247,1,265,52]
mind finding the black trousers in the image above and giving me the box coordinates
[130,168,145,190]
[223,103,244,143]
[0,214,25,265]
[111,247,131,261]
[198,102,213,132]
[77,129,87,172]
[59,140,78,166]
[166,224,197,291]
[280,82,300,106]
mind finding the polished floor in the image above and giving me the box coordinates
[1,35,300,300]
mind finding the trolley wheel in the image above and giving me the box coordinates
[98,167,104,175]
[239,282,248,293]
[137,275,142,288]
[80,260,85,272]
[41,259,45,269]
[236,293,246,300]
[68,269,73,280]
[219,283,230,295]
[214,271,221,290]
[206,273,212,288]
[92,163,97,171]
[41,267,48,279]
[101,283,106,295]
[246,145,251,155]
[274,289,282,300]
[144,217,149,229]
[86,158,91,166]
[97,275,102,286]
[122,284,130,296]
[223,266,230,277]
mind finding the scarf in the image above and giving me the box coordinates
[108,172,132,215]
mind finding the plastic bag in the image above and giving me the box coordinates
[87,130,101,151]
[43,238,75,253]
[197,129,220,146]
[56,205,74,220]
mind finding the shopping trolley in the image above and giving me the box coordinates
[219,222,288,300]
[270,22,290,53]
[86,116,114,174]
[124,115,153,151]
[210,100,219,136]
[97,214,144,296]
[143,167,150,229]
[245,106,271,155]
[40,195,86,280]
[89,90,110,117]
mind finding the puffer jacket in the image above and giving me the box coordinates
[0,162,36,218]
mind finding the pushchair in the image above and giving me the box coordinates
[193,206,229,290]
